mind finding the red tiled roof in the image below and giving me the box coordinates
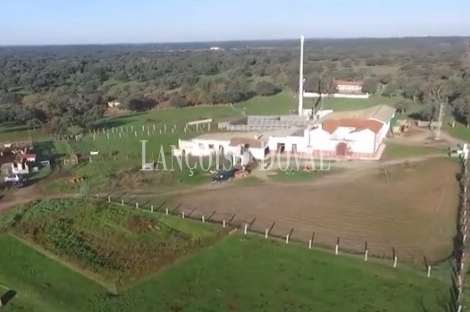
[16,153,36,161]
[321,119,383,134]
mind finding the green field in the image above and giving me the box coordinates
[381,142,444,160]
[446,124,470,142]
[0,231,449,312]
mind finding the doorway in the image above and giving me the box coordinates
[277,143,285,153]
[336,142,348,156]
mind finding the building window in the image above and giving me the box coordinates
[208,144,214,149]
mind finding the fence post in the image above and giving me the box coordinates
[202,215,205,223]
[135,202,139,209]
[181,211,185,219]
[427,265,431,278]
[285,234,289,244]
[335,237,340,255]
[244,224,248,235]
[151,205,154,212]
[393,256,398,268]
[223,220,226,228]
[265,228,268,239]
[308,239,312,249]
[121,199,124,206]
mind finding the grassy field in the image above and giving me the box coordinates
[0,92,396,142]
[381,142,445,160]
[446,124,470,142]
[0,234,449,312]
[0,198,225,290]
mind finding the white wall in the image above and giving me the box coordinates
[337,85,362,93]
[249,147,269,160]
[177,138,231,157]
[268,135,309,153]
[309,126,375,154]
[303,92,370,99]
[309,127,336,152]
[348,130,375,153]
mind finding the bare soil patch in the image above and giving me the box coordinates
[174,158,459,264]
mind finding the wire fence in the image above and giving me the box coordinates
[95,192,446,279]
[453,156,469,312]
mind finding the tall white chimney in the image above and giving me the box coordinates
[298,35,305,116]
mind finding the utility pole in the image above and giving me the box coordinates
[298,35,305,116]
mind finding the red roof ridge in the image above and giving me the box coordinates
[321,118,382,134]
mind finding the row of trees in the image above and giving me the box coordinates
[0,37,469,133]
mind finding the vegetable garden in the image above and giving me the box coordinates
[1,198,225,288]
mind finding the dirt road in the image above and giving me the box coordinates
[0,153,448,212]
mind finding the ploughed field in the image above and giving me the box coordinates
[175,158,459,263]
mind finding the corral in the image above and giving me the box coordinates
[172,157,459,263]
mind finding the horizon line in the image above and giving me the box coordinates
[1,35,469,48]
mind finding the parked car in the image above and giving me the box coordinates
[3,174,25,183]
[212,169,236,184]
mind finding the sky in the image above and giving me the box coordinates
[1,0,470,45]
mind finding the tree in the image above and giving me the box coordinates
[255,81,281,96]
[382,83,399,97]
[402,81,424,102]
[394,100,411,115]
[169,95,190,108]
[378,75,393,85]
[362,78,378,94]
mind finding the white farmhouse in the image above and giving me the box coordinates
[172,132,270,161]
[177,105,396,161]
[268,105,396,160]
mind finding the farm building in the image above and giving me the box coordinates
[173,131,272,160]
[209,104,396,160]
[176,105,395,161]
[268,105,396,159]
[335,80,363,94]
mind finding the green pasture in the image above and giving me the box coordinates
[446,124,470,142]
[1,92,396,143]
[0,233,449,312]
[381,142,444,160]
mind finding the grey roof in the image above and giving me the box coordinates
[321,105,396,125]
[364,105,396,124]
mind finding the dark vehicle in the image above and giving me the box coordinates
[212,169,236,184]
[4,175,27,189]
[12,180,26,189]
